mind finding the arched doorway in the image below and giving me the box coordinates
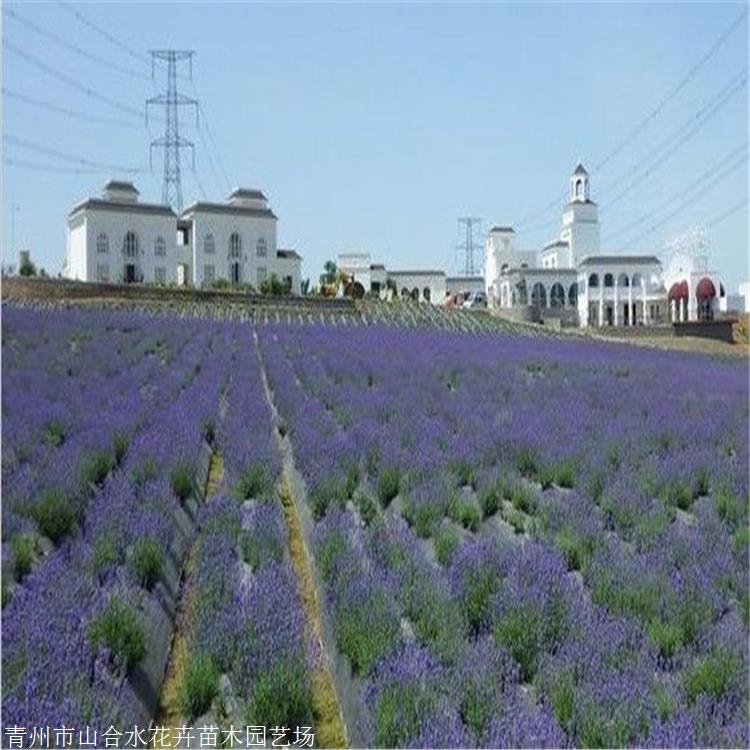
[696,277,716,321]
[423,287,431,303]
[550,283,565,308]
[668,280,688,322]
[531,282,547,308]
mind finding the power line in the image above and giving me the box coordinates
[3,40,145,120]
[4,7,150,80]
[599,68,747,211]
[2,87,143,128]
[619,155,747,249]
[514,9,747,231]
[3,157,105,175]
[605,141,748,241]
[57,0,151,67]
[4,133,148,173]
[706,196,748,228]
[197,102,232,193]
[592,7,748,174]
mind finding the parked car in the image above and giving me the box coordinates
[464,290,487,309]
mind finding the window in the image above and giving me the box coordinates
[204,264,215,285]
[588,273,599,288]
[284,275,293,292]
[155,236,166,256]
[204,234,215,255]
[96,233,109,254]
[257,267,267,285]
[154,267,166,284]
[124,231,138,258]
[256,237,267,257]
[96,263,109,282]
[229,232,242,259]
[604,273,614,288]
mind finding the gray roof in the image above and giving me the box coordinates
[489,225,514,233]
[572,162,588,176]
[578,255,660,266]
[370,263,386,270]
[103,180,139,193]
[388,270,446,277]
[181,201,277,219]
[69,198,175,218]
[544,240,568,249]
[566,199,597,207]
[228,187,267,200]
[446,275,484,282]
[277,249,302,260]
[502,267,577,276]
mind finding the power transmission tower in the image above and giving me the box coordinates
[147,50,198,212]
[456,217,483,276]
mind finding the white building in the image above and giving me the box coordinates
[484,163,727,327]
[66,182,302,293]
[66,181,177,284]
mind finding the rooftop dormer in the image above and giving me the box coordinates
[102,180,139,204]
[227,187,268,210]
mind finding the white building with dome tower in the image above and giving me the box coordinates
[484,163,726,327]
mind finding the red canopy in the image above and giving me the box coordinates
[696,277,716,300]
[668,281,688,301]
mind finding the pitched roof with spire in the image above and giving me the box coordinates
[572,162,589,176]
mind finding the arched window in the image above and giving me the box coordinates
[229,232,242,259]
[154,236,166,256]
[604,273,614,288]
[531,282,547,308]
[96,233,109,254]
[568,283,578,306]
[123,231,138,258]
[575,179,583,197]
[631,273,642,288]
[400,287,410,299]
[617,273,629,288]
[588,273,599,288]
[411,287,420,301]
[550,283,566,308]
[204,234,215,255]
[256,237,267,257]
[423,287,431,302]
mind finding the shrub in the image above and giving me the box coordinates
[170,464,197,502]
[42,420,65,447]
[80,451,115,490]
[131,457,158,487]
[233,463,274,502]
[554,459,577,489]
[406,500,442,539]
[662,481,692,511]
[554,527,595,571]
[112,432,128,465]
[648,619,684,660]
[180,653,219,718]
[88,597,146,671]
[92,532,120,580]
[375,682,432,748]
[335,592,400,674]
[377,466,401,507]
[434,527,459,566]
[692,467,710,498]
[309,477,347,520]
[241,532,284,571]
[315,531,349,584]
[453,460,477,489]
[30,489,77,544]
[506,481,536,515]
[714,484,739,527]
[478,481,502,518]
[247,661,310,729]
[128,537,164,590]
[683,648,739,704]
[516,449,538,479]
[10,533,36,579]
[461,569,500,635]
[549,671,576,730]
[353,489,378,526]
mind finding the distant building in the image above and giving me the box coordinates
[484,164,727,327]
[65,181,302,292]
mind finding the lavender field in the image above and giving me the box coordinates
[2,305,748,749]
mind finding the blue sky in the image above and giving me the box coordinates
[2,2,748,288]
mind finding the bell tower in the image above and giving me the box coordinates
[570,162,590,203]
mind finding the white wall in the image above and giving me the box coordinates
[189,211,278,288]
[66,209,177,283]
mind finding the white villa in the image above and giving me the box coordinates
[485,164,726,326]
[65,181,302,293]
